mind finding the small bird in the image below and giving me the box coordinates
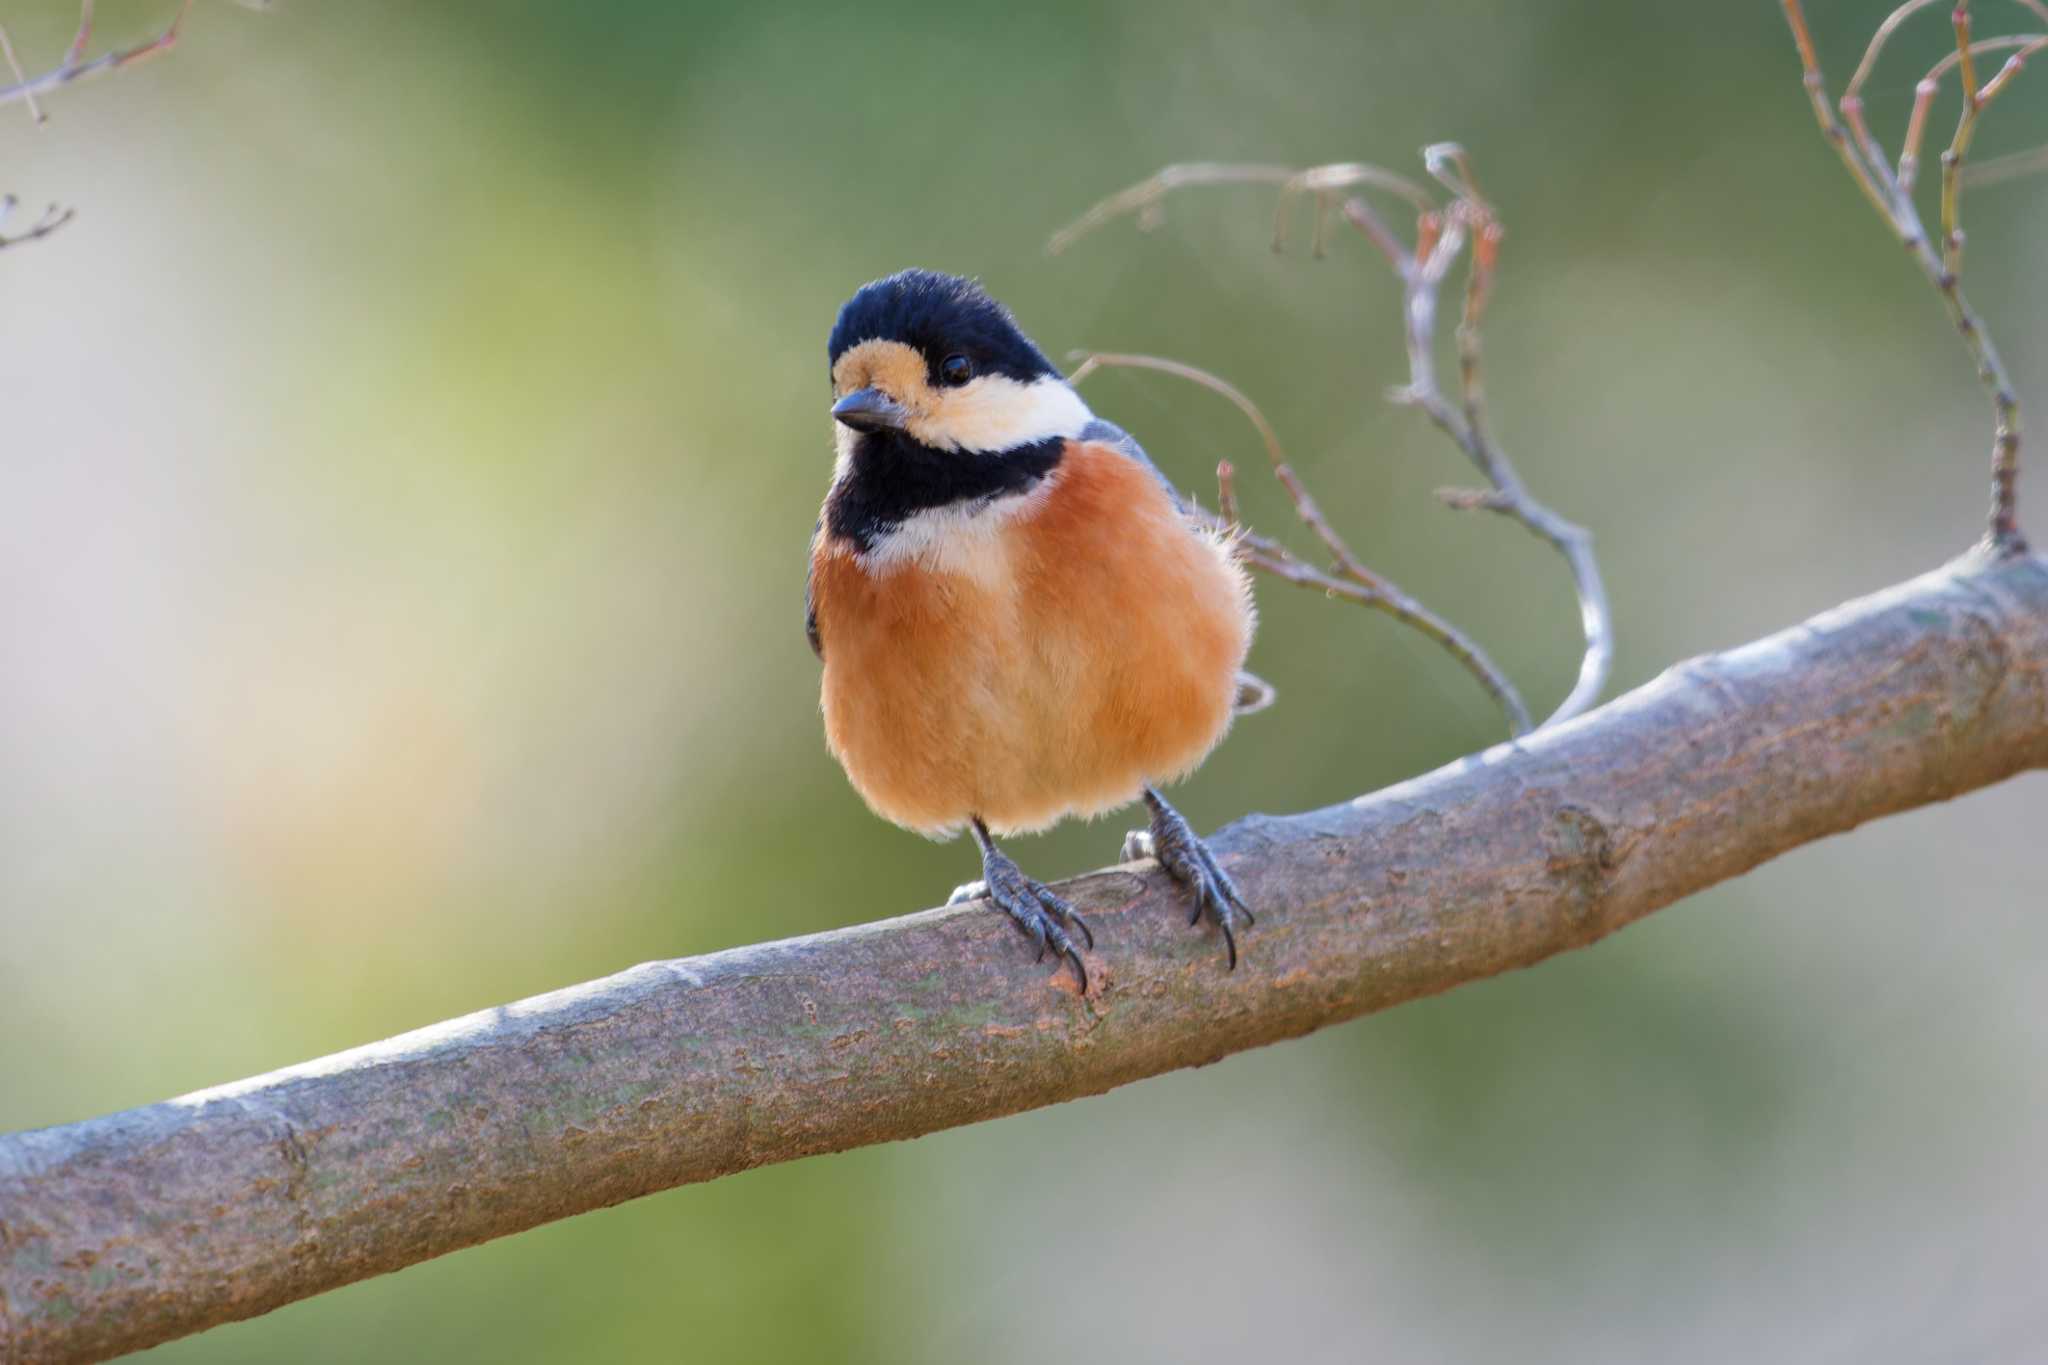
[806,269,1256,990]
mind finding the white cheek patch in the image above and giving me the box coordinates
[831,422,860,481]
[912,376,1092,453]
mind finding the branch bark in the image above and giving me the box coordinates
[4,547,2047,1364]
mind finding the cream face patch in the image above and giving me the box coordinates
[830,339,1090,454]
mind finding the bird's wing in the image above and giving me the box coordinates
[805,522,824,660]
[1078,417,1187,510]
[1082,420,1275,719]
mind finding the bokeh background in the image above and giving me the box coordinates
[3,1,2045,1359]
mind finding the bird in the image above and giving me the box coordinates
[805,268,1257,991]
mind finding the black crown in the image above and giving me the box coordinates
[828,269,1058,386]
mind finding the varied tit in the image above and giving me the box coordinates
[805,268,1257,991]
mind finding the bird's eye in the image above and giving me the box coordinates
[939,354,975,386]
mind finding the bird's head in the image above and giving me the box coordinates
[826,269,1090,458]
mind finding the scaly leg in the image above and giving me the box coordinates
[949,817,1093,991]
[1121,786,1255,969]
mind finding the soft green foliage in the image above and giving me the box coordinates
[1,1,2044,1360]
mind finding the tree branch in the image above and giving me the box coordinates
[4,547,2045,1364]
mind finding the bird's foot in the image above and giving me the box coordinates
[957,822,1093,991]
[1124,787,1254,969]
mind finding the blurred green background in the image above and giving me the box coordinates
[3,0,2045,1359]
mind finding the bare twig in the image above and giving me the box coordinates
[1976,32,2048,99]
[1068,349,1534,735]
[0,19,46,123]
[0,0,191,113]
[1053,153,1613,730]
[1044,162,1299,257]
[66,0,96,67]
[1846,0,1947,99]
[4,548,2044,1365]
[0,192,73,249]
[1785,0,2030,553]
[1959,140,2048,184]
[0,0,220,255]
[1846,1,2048,106]
[1889,36,2048,189]
[1340,152,1612,729]
[1216,457,1243,524]
[1271,162,1435,255]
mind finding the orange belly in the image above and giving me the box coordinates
[811,440,1253,837]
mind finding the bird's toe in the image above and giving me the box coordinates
[975,848,1090,992]
[1140,789,1255,969]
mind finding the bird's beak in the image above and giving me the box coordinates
[831,387,909,434]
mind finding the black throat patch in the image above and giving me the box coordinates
[824,432,1064,554]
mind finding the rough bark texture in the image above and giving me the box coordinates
[4,548,2046,1363]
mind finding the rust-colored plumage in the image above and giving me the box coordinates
[812,439,1251,837]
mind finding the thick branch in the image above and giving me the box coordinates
[4,549,2047,1364]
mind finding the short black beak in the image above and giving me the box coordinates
[831,387,908,434]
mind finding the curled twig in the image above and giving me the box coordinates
[1782,0,2029,554]
[1068,350,1534,736]
[1053,152,1613,732]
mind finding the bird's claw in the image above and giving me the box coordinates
[964,846,1092,991]
[1138,790,1255,969]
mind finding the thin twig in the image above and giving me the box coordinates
[1271,163,1434,253]
[1337,163,1612,729]
[0,0,192,112]
[1846,0,1949,100]
[67,0,97,68]
[1044,163,1300,257]
[0,192,74,250]
[1052,156,1614,729]
[1975,33,2048,101]
[1786,2,1901,221]
[1945,6,1986,277]
[1848,0,2048,102]
[0,0,222,256]
[1898,76,1938,190]
[1067,349,1534,735]
[1914,33,2046,87]
[1958,140,2048,184]
[1869,32,2044,233]
[1216,458,1242,525]
[0,19,44,123]
[1780,0,2027,553]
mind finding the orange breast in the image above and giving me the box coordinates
[812,441,1253,837]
